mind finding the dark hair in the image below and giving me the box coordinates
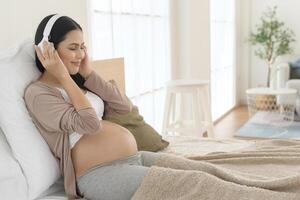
[34,14,86,88]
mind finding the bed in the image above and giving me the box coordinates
[0,42,254,200]
[34,137,254,199]
[35,136,254,200]
[35,58,254,200]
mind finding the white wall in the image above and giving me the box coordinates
[1,0,210,81]
[237,0,300,103]
[0,0,90,51]
[169,0,210,121]
[170,0,211,81]
[236,0,252,104]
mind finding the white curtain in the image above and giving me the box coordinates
[89,0,170,132]
[210,0,236,120]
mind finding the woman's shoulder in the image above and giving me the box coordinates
[24,81,62,105]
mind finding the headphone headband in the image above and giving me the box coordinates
[42,14,62,40]
[38,14,62,52]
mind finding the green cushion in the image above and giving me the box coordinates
[103,105,169,152]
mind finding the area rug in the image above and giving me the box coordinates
[236,111,300,140]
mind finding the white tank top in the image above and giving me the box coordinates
[56,88,104,149]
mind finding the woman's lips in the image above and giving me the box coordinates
[71,61,81,66]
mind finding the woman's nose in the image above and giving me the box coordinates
[76,49,85,59]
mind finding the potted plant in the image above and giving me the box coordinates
[249,6,296,88]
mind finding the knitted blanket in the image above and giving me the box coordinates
[132,139,300,200]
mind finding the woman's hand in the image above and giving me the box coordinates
[79,46,93,79]
[35,41,70,82]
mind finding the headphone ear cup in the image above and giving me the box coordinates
[38,14,61,55]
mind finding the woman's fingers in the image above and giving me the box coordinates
[53,49,61,60]
[48,42,55,58]
[82,45,90,63]
[35,41,56,70]
[83,45,88,55]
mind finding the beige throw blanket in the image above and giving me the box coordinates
[132,139,300,200]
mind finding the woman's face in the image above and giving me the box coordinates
[56,30,85,75]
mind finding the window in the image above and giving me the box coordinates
[89,0,170,132]
[210,0,236,120]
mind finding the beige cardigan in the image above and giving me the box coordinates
[24,71,132,199]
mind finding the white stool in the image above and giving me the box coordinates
[162,80,214,137]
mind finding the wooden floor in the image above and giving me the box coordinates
[213,106,250,139]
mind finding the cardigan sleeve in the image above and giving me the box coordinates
[29,92,101,135]
[83,70,132,114]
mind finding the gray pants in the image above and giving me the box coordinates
[76,151,160,200]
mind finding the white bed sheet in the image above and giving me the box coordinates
[36,177,66,200]
[161,135,255,157]
[37,136,254,200]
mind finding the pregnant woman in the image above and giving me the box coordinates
[24,14,159,200]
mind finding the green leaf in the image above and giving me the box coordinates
[248,6,295,63]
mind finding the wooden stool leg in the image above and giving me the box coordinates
[169,92,177,135]
[162,89,172,135]
[177,93,183,127]
[198,85,214,137]
[171,93,177,127]
[192,92,203,136]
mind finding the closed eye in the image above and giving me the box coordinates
[69,46,85,51]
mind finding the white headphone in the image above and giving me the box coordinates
[38,14,62,53]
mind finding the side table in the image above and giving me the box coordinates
[246,87,297,126]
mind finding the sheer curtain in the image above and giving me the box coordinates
[210,0,236,120]
[89,0,170,132]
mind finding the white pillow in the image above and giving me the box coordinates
[0,39,61,200]
[0,127,28,200]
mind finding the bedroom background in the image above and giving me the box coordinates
[1,0,300,135]
[1,0,300,199]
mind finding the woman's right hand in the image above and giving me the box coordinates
[35,41,70,82]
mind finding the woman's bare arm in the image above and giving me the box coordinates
[59,76,92,110]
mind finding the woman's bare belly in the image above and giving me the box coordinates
[71,120,138,178]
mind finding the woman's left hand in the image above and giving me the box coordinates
[79,46,93,79]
